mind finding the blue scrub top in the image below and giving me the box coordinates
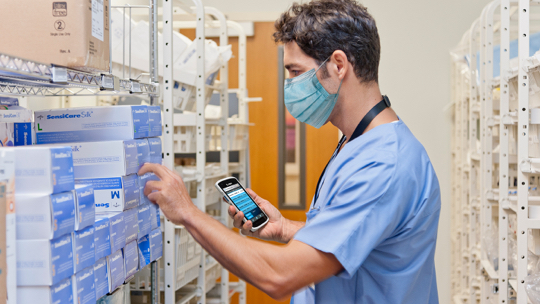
[291,120,440,304]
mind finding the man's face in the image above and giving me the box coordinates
[283,41,321,79]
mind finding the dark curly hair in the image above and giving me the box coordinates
[273,0,380,83]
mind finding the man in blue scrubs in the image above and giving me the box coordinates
[140,0,441,302]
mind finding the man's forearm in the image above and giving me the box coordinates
[182,206,287,297]
[281,219,305,243]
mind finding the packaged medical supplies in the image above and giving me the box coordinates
[34,105,149,144]
[10,146,75,194]
[94,218,111,262]
[123,208,138,244]
[123,241,138,281]
[60,140,139,178]
[72,266,96,304]
[72,226,95,273]
[0,105,32,123]
[137,204,152,240]
[74,184,96,231]
[15,192,75,240]
[107,249,124,293]
[17,277,73,304]
[94,258,109,300]
[0,123,34,147]
[17,234,74,285]
[96,213,125,254]
[76,175,139,212]
[147,106,162,137]
[148,137,163,164]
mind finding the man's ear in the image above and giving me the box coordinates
[330,50,348,80]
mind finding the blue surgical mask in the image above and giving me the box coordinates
[284,59,343,128]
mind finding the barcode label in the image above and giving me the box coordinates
[51,67,68,83]
[101,75,114,89]
[131,82,142,93]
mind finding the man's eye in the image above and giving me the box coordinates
[292,70,300,76]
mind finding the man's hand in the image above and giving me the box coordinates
[228,189,289,243]
[139,163,197,225]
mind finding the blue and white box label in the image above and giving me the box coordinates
[73,266,96,304]
[76,175,139,212]
[74,184,95,231]
[16,191,75,240]
[35,105,148,144]
[107,249,124,293]
[73,226,95,273]
[123,241,138,281]
[137,204,152,240]
[93,257,108,300]
[94,218,111,262]
[123,208,138,244]
[147,137,162,164]
[137,235,150,269]
[149,228,162,262]
[147,106,162,137]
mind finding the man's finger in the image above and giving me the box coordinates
[138,163,169,180]
[144,180,162,197]
[243,220,253,232]
[147,191,160,204]
[233,211,244,228]
[228,205,236,217]
[245,188,258,200]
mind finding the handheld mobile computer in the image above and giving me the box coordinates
[215,177,269,232]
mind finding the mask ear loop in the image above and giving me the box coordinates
[314,56,331,74]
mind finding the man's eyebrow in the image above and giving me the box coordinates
[284,63,300,70]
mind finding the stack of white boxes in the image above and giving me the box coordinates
[33,105,164,299]
[10,145,98,304]
[0,97,33,146]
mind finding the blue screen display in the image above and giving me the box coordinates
[225,184,264,221]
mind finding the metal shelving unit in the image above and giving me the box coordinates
[451,1,540,303]
[162,1,251,304]
[0,0,162,303]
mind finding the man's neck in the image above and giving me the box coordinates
[329,80,397,140]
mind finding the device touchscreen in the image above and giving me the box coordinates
[223,183,265,222]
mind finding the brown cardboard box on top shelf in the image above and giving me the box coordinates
[0,0,110,73]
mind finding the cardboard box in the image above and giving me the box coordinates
[74,184,95,231]
[15,191,75,240]
[72,265,96,304]
[135,139,150,170]
[137,204,152,240]
[137,235,150,269]
[17,277,73,304]
[17,234,74,286]
[76,175,139,212]
[123,241,138,281]
[123,208,138,244]
[106,249,124,293]
[10,146,75,195]
[138,173,158,206]
[148,137,162,164]
[73,226,95,273]
[96,213,125,254]
[93,257,108,300]
[57,140,139,179]
[94,218,111,262]
[149,228,162,262]
[0,122,34,147]
[0,0,110,72]
[149,203,160,230]
[34,106,149,144]
[0,150,16,304]
[147,106,162,137]
[0,106,33,123]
